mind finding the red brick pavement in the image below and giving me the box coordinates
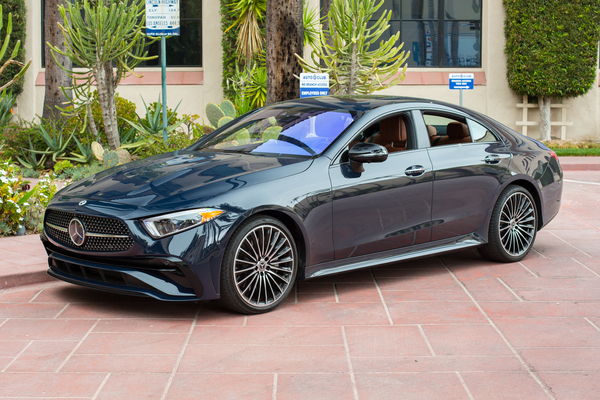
[0,164,598,399]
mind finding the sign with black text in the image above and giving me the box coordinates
[146,0,180,36]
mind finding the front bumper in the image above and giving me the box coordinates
[41,223,212,301]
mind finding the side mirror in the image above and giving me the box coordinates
[348,142,388,173]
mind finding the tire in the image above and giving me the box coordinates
[480,185,538,263]
[219,215,298,314]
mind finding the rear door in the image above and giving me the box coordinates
[423,112,512,241]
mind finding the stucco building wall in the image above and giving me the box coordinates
[15,0,600,142]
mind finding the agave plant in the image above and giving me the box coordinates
[16,137,47,171]
[59,136,95,165]
[29,120,75,162]
[125,96,184,139]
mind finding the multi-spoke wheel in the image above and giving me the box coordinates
[220,216,298,314]
[480,185,538,262]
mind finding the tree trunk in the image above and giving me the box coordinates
[95,62,119,149]
[265,0,303,104]
[538,97,552,141]
[320,0,334,67]
[43,0,72,120]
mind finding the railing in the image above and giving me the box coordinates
[516,95,572,139]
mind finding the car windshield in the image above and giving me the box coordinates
[198,104,359,156]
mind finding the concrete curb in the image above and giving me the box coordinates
[561,164,600,171]
[1,269,54,290]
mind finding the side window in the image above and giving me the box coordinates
[423,113,471,146]
[467,119,498,143]
[349,113,414,154]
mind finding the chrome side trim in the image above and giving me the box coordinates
[306,235,484,279]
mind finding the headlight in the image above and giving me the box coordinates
[142,208,225,239]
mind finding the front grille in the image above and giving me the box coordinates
[45,209,134,252]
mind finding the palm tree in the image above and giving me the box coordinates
[43,0,72,119]
[265,0,303,103]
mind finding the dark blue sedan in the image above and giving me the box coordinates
[41,96,563,314]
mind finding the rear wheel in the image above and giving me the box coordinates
[480,185,538,262]
[220,216,298,314]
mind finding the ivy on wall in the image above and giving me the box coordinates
[504,0,600,99]
[0,0,26,96]
[220,0,244,100]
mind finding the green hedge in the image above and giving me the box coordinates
[0,0,26,96]
[221,0,243,100]
[504,0,600,98]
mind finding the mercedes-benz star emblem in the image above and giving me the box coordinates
[79,200,87,206]
[68,218,86,247]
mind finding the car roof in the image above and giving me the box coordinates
[272,95,464,113]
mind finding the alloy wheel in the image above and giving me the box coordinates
[233,224,295,308]
[498,191,536,257]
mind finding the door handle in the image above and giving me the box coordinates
[405,165,425,177]
[484,155,502,164]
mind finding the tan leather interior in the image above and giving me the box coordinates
[377,116,407,152]
[436,122,471,145]
[426,124,439,146]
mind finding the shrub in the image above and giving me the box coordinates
[504,0,600,99]
[0,160,32,235]
[136,130,201,159]
[63,91,138,147]
[23,174,58,234]
[0,118,42,159]
[0,89,16,127]
[504,0,600,140]
[70,163,105,182]
[221,0,246,100]
[53,160,73,175]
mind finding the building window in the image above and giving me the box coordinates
[42,1,202,68]
[369,0,481,68]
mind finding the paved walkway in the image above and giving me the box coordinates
[0,160,598,399]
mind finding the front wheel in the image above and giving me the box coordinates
[219,216,298,314]
[480,185,538,263]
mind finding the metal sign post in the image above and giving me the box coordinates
[448,73,474,107]
[145,0,180,144]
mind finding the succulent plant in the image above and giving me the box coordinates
[203,100,237,133]
[92,141,132,168]
[262,125,282,141]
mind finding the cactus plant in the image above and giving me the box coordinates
[92,141,132,168]
[203,100,238,133]
[262,125,282,141]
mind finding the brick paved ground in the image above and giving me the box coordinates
[0,166,598,399]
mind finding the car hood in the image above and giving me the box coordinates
[55,151,313,207]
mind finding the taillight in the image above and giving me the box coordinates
[550,150,559,162]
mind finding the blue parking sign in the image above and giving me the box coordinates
[449,73,474,90]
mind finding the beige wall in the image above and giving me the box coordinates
[15,0,600,142]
